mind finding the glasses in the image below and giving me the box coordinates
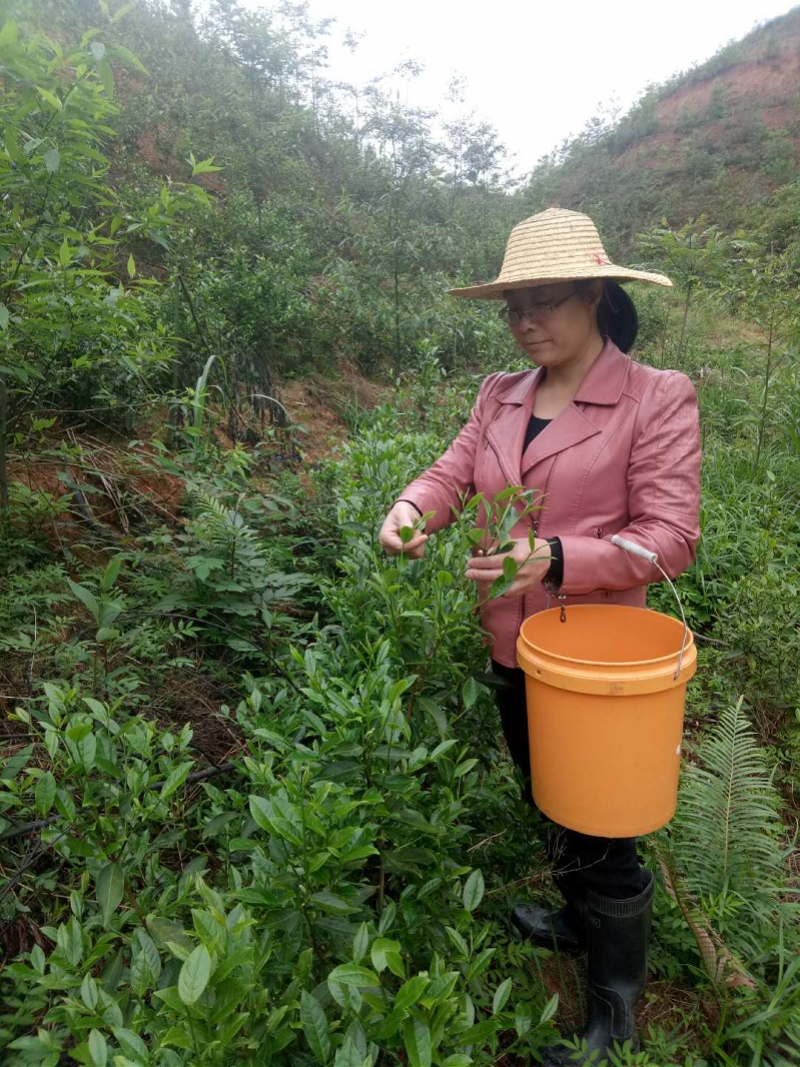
[498,288,579,326]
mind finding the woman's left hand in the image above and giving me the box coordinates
[465,537,552,598]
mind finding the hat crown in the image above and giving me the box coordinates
[499,207,612,284]
[446,206,672,298]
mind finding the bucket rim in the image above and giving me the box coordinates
[518,605,693,671]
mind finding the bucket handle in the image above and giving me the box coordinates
[610,535,689,680]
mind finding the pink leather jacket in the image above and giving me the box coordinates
[399,341,702,667]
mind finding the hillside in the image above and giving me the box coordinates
[524,6,800,246]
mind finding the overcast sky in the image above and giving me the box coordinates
[240,0,798,174]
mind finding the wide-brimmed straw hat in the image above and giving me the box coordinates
[447,207,672,299]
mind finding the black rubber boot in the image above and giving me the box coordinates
[511,902,584,950]
[542,871,654,1065]
[512,860,589,950]
[511,895,586,950]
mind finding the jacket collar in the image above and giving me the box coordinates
[487,341,631,483]
[494,340,630,407]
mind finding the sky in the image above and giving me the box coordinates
[240,0,799,175]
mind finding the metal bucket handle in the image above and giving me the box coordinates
[610,535,690,680]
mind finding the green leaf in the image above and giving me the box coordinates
[335,1038,369,1066]
[87,1030,107,1067]
[112,1029,148,1063]
[248,795,274,832]
[300,990,331,1063]
[110,3,140,28]
[44,147,60,173]
[540,992,559,1023]
[459,1018,499,1045]
[352,921,369,963]
[327,963,380,988]
[127,253,136,278]
[0,21,20,45]
[91,40,106,61]
[462,675,479,709]
[101,557,122,592]
[445,925,468,959]
[68,580,100,622]
[178,944,211,1005]
[514,1000,532,1037]
[152,985,185,1013]
[429,738,457,760]
[97,57,114,98]
[378,900,396,935]
[310,891,358,915]
[37,86,62,111]
[96,862,124,926]
[462,868,485,913]
[454,757,478,778]
[394,974,428,1013]
[190,155,223,176]
[492,977,512,1014]
[160,762,192,801]
[403,1017,432,1067]
[371,937,404,977]
[465,947,494,982]
[130,930,160,996]
[81,973,98,1011]
[35,771,56,815]
[0,304,8,331]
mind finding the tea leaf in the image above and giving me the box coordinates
[492,976,512,1014]
[463,868,485,913]
[403,1017,431,1067]
[35,771,56,815]
[178,944,211,1005]
[300,990,331,1062]
[96,862,124,927]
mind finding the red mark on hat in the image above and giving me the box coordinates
[593,251,607,265]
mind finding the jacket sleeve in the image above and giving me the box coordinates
[558,371,701,595]
[396,372,501,534]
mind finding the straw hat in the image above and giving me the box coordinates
[447,207,672,299]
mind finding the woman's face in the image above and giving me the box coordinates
[503,281,602,367]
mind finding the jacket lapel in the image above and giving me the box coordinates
[521,403,600,475]
[485,369,541,487]
[520,342,630,476]
[486,343,632,482]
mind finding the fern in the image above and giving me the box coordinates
[669,697,789,953]
[192,491,265,579]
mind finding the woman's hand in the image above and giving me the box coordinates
[379,501,429,559]
[465,537,552,597]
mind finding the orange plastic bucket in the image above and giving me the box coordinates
[516,604,697,837]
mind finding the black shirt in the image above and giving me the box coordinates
[523,415,563,588]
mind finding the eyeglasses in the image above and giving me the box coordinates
[498,288,579,326]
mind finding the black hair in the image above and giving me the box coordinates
[596,280,638,354]
[575,279,638,353]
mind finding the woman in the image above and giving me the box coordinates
[379,208,701,1063]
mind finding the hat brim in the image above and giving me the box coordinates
[447,265,673,300]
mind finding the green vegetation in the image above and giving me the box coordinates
[0,2,799,1065]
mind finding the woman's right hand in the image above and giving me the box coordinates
[379,501,429,559]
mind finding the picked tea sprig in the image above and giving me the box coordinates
[398,510,435,548]
[464,486,546,599]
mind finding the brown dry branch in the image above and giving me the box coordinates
[656,848,757,991]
